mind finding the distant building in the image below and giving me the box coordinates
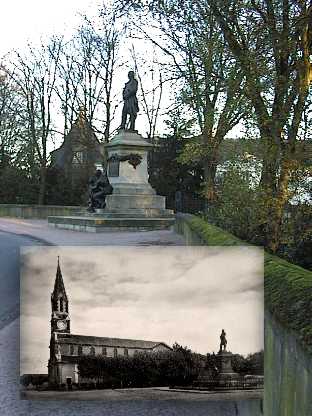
[48,259,171,388]
[50,108,104,177]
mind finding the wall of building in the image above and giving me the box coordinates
[60,343,151,359]
[152,344,171,353]
[59,363,78,384]
[0,204,82,219]
[174,213,312,416]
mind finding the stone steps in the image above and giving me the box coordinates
[76,208,174,218]
[48,215,175,232]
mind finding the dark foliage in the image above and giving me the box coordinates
[0,165,39,204]
[148,135,205,212]
[78,346,202,388]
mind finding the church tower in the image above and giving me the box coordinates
[50,257,70,334]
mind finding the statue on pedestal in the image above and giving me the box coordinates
[219,329,227,352]
[120,71,139,131]
[87,169,113,212]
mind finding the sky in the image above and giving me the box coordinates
[20,246,263,374]
[0,1,101,56]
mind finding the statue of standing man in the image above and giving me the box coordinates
[120,71,139,131]
[219,329,227,352]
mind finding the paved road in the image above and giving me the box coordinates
[0,218,186,246]
[23,387,263,402]
[0,231,48,329]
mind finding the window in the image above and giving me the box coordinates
[114,348,117,358]
[90,346,95,356]
[78,345,82,356]
[102,347,107,356]
[124,348,128,357]
[59,297,63,312]
[70,345,74,355]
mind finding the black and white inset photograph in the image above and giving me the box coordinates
[20,246,263,412]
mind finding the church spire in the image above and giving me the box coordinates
[51,256,70,333]
[52,256,67,301]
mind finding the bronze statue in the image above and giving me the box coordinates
[87,169,113,212]
[120,71,139,131]
[219,329,227,352]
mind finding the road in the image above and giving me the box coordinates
[0,231,48,329]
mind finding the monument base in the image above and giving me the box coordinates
[48,215,174,232]
[193,350,242,391]
[48,129,175,232]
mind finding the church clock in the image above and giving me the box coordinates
[57,320,67,331]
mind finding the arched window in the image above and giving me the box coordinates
[102,347,107,356]
[59,297,63,312]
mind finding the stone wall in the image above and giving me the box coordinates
[265,312,312,415]
[0,204,82,219]
[174,213,312,416]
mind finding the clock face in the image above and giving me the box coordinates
[57,320,66,330]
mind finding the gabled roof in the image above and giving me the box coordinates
[57,333,171,350]
[50,108,102,169]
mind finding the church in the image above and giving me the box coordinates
[48,259,172,387]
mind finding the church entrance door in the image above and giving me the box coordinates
[66,377,72,390]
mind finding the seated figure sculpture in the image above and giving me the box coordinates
[87,169,113,212]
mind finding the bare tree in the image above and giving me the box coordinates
[50,6,125,170]
[0,65,26,169]
[7,38,62,204]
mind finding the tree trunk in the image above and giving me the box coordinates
[265,155,295,252]
[38,164,47,205]
[203,158,217,203]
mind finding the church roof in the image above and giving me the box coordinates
[57,333,171,350]
[52,257,67,300]
[50,107,102,169]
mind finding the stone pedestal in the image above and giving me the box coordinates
[216,350,240,386]
[48,130,174,232]
[105,129,166,213]
[193,351,240,391]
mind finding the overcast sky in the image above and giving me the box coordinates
[20,246,263,374]
[0,1,101,56]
